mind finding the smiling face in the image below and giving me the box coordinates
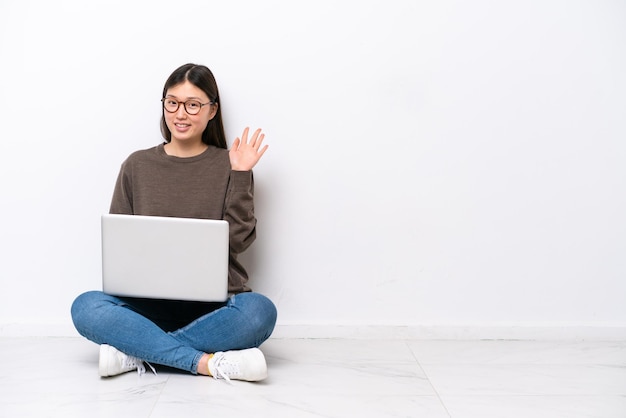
[163,80,218,146]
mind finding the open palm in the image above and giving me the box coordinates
[229,127,268,171]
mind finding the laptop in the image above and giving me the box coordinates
[101,214,229,302]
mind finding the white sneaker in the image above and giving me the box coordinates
[99,344,154,377]
[208,348,267,382]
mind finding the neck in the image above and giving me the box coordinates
[164,140,208,158]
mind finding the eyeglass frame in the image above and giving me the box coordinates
[161,97,216,115]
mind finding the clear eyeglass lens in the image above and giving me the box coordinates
[163,99,179,112]
[185,100,202,114]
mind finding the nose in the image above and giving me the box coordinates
[175,104,187,118]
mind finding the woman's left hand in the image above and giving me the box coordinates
[229,127,268,171]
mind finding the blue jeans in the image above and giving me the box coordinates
[71,291,277,374]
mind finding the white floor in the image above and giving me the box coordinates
[1,337,625,417]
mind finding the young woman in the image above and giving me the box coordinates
[71,63,277,382]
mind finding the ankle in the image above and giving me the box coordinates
[197,353,214,376]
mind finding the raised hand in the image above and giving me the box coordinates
[229,127,268,171]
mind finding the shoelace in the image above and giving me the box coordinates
[210,352,239,384]
[125,355,157,377]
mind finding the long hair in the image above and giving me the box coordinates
[160,64,227,149]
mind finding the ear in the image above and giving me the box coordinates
[208,102,219,120]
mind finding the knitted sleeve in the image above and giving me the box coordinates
[223,170,257,255]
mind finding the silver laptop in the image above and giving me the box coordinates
[101,214,229,302]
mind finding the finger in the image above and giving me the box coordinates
[241,127,250,144]
[257,144,269,159]
[249,128,262,146]
[231,137,240,150]
[253,133,265,150]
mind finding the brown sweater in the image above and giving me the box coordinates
[109,143,256,293]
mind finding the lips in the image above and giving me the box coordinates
[174,123,191,132]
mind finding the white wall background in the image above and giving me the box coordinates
[1,0,625,338]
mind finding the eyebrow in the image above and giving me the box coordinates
[165,94,204,100]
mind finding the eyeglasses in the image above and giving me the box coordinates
[161,97,214,115]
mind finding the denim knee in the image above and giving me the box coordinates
[232,292,277,343]
[70,291,114,341]
[71,291,92,324]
